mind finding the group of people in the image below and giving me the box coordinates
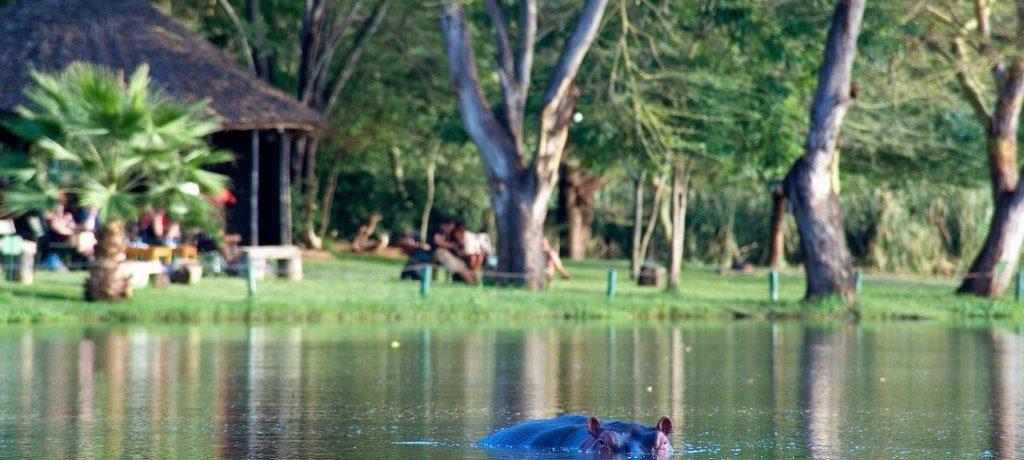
[399,217,571,284]
[24,191,231,272]
[399,218,490,283]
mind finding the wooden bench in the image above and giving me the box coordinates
[126,246,174,264]
[240,245,303,281]
[173,245,198,260]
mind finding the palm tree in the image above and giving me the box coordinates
[2,63,230,301]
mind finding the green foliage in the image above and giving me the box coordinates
[1,63,229,224]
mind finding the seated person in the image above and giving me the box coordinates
[398,230,432,280]
[542,237,572,282]
[452,222,489,271]
[43,193,96,262]
[139,208,181,247]
[430,219,476,283]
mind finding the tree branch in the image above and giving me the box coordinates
[952,38,994,127]
[323,0,390,115]
[440,3,516,181]
[540,0,610,108]
[246,0,273,82]
[533,0,609,180]
[298,0,329,105]
[307,0,367,105]
[485,0,525,155]
[517,0,537,101]
[214,0,257,74]
[804,0,866,166]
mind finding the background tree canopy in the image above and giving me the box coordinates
[147,0,1006,276]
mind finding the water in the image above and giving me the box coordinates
[0,322,1020,459]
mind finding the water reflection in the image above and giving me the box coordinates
[990,327,1023,458]
[800,325,851,458]
[0,322,1018,459]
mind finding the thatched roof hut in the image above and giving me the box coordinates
[0,0,322,131]
[0,0,322,246]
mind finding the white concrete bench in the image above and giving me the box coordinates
[127,261,167,288]
[241,245,303,281]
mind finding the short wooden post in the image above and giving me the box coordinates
[420,266,432,297]
[855,270,863,295]
[769,270,779,302]
[606,269,617,300]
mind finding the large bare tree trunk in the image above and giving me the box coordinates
[84,221,131,302]
[768,185,788,269]
[630,170,647,278]
[558,163,604,260]
[959,130,1024,296]
[667,161,690,291]
[953,2,1024,297]
[440,0,608,289]
[782,0,864,303]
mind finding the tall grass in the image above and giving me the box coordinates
[675,183,991,275]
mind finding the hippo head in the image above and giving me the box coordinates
[584,416,673,457]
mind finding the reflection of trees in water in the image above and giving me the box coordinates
[463,329,496,437]
[670,327,684,438]
[989,328,1023,458]
[800,325,851,459]
[521,329,559,419]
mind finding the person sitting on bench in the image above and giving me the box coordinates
[139,208,181,247]
[430,218,476,283]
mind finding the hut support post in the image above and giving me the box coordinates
[279,129,292,246]
[250,129,260,246]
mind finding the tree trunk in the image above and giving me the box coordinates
[492,182,547,289]
[84,221,131,302]
[957,47,1024,296]
[959,135,1024,296]
[782,0,864,303]
[420,144,439,243]
[558,163,603,260]
[667,161,690,292]
[301,138,322,249]
[440,0,608,289]
[638,174,668,272]
[768,185,787,269]
[317,148,346,237]
[630,170,647,278]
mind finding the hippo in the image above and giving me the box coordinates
[479,415,673,457]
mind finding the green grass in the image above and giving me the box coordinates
[0,254,1021,323]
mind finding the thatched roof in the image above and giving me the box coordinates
[0,0,323,132]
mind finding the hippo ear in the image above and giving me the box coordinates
[656,417,673,435]
[587,417,602,437]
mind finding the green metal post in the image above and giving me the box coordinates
[855,271,863,295]
[769,270,779,302]
[246,263,257,297]
[606,269,618,300]
[420,266,432,297]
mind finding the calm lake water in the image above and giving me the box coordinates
[0,321,1020,459]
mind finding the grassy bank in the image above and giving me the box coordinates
[0,254,1020,323]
